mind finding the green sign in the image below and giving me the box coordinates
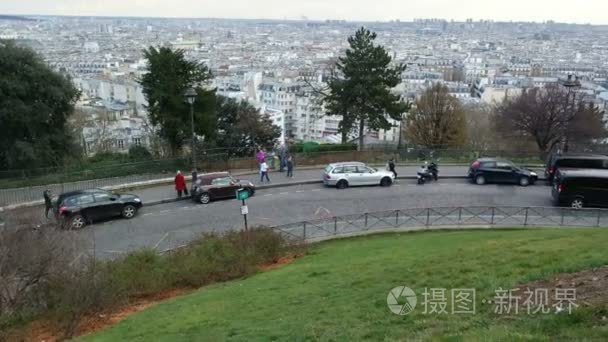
[236,188,250,201]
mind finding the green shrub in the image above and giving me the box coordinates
[128,146,153,161]
[290,143,357,154]
[106,250,170,296]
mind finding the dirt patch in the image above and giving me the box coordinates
[514,265,608,319]
[16,288,194,342]
[258,254,301,272]
[17,254,301,342]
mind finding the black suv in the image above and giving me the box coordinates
[192,172,255,204]
[545,154,608,184]
[552,169,608,208]
[55,189,142,229]
[468,158,538,186]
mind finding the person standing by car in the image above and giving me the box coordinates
[287,155,294,178]
[260,161,271,183]
[43,189,53,219]
[175,171,187,198]
[388,158,397,178]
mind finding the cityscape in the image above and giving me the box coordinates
[2,2,608,341]
[3,15,608,154]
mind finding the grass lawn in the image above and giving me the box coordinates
[80,229,608,341]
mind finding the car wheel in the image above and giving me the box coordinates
[199,193,211,204]
[68,214,86,230]
[519,177,530,187]
[475,175,486,185]
[122,205,137,219]
[570,197,585,209]
[336,180,348,189]
[380,177,392,187]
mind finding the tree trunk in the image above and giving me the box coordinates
[341,130,348,144]
[358,119,365,151]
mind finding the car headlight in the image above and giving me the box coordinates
[530,172,537,176]
[249,182,254,187]
[133,198,141,202]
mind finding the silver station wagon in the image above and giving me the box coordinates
[322,162,396,189]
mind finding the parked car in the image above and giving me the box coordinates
[192,172,255,204]
[545,154,608,184]
[468,158,538,186]
[55,189,142,229]
[552,169,608,208]
[322,162,395,189]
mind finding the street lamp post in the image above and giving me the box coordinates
[559,75,581,153]
[184,87,197,171]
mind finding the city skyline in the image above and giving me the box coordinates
[1,0,608,25]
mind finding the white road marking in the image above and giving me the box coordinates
[143,213,153,216]
[279,192,288,195]
[295,190,305,193]
[311,189,321,192]
[263,194,272,197]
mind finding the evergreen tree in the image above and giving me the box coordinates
[139,47,215,156]
[325,27,408,148]
[214,96,281,157]
[0,41,80,169]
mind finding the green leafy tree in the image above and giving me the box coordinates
[325,27,408,148]
[0,41,80,169]
[405,83,468,148]
[139,47,215,156]
[214,96,281,157]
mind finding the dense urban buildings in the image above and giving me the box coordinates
[2,15,608,154]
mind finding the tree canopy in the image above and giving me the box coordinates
[496,85,607,154]
[0,41,80,169]
[139,46,215,155]
[213,96,281,157]
[325,27,408,148]
[405,83,468,148]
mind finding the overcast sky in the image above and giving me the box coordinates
[1,0,607,25]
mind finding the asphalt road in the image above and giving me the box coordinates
[75,178,556,259]
[131,165,542,203]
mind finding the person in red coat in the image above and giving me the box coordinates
[174,171,188,198]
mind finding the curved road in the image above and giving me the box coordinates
[77,179,555,259]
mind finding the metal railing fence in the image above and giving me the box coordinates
[270,206,608,243]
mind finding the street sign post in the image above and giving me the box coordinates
[236,188,250,230]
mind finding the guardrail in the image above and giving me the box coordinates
[271,206,608,242]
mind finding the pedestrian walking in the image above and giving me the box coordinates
[43,189,53,219]
[286,155,294,178]
[256,147,266,166]
[388,158,397,178]
[175,171,187,198]
[278,143,287,172]
[260,161,271,183]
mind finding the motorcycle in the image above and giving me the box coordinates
[417,161,439,185]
